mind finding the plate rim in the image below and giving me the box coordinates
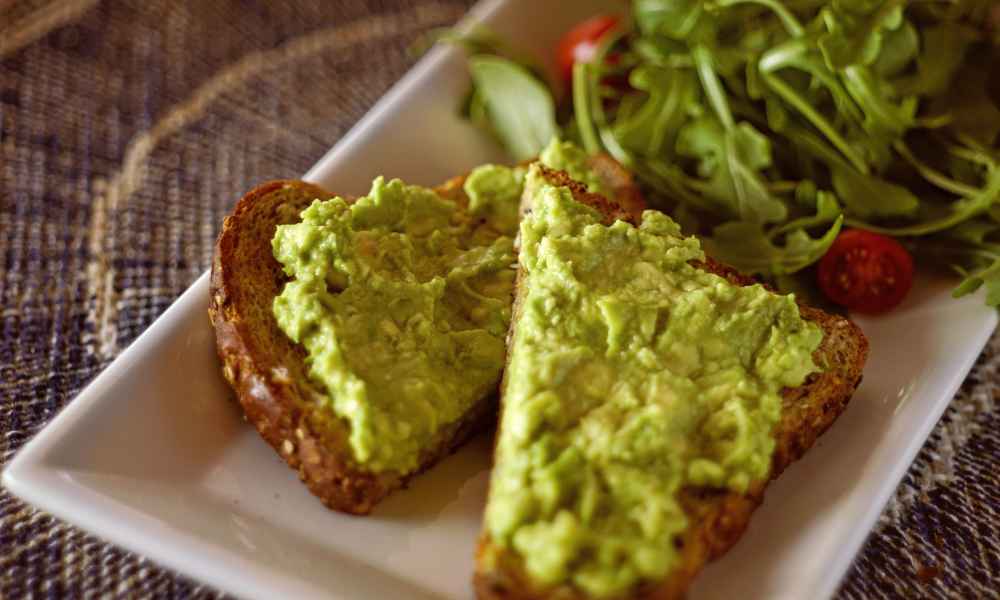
[812,310,996,596]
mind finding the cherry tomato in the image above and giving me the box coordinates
[556,15,620,85]
[817,229,915,314]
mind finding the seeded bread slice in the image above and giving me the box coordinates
[208,156,638,515]
[474,166,869,599]
[209,179,498,514]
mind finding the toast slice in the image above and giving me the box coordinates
[208,155,639,514]
[210,180,496,514]
[474,165,869,599]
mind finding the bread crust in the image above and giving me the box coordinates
[474,166,869,600]
[209,179,496,515]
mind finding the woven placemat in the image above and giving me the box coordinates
[1,1,998,598]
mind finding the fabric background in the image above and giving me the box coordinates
[1,1,997,598]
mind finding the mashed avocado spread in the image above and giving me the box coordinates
[270,141,598,475]
[483,165,822,597]
[540,139,610,197]
[461,138,605,232]
[271,176,518,473]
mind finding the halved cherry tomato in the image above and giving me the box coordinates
[556,14,620,85]
[817,229,915,314]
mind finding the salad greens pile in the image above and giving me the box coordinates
[457,0,1000,306]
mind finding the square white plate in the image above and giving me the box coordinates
[4,1,997,599]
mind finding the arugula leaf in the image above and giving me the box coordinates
[677,116,788,223]
[818,0,905,70]
[896,23,977,97]
[680,44,792,223]
[633,0,705,39]
[928,59,1000,148]
[713,0,805,37]
[573,61,602,155]
[633,35,688,64]
[848,152,1000,235]
[831,162,920,218]
[614,65,697,157]
[841,65,915,138]
[764,95,790,132]
[468,55,557,161]
[639,159,725,213]
[948,219,999,245]
[786,123,919,217]
[844,125,894,171]
[953,258,1000,305]
[704,215,844,275]
[692,44,735,128]
[759,38,869,173]
[909,234,1000,307]
[872,19,918,77]
[894,140,981,197]
[724,123,789,220]
[773,189,841,236]
[456,0,1000,308]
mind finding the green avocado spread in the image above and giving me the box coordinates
[271,176,519,474]
[270,140,598,475]
[483,165,822,597]
[539,139,610,197]
[464,164,523,234]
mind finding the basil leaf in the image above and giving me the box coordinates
[468,55,557,161]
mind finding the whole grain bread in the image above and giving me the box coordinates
[209,156,638,515]
[474,165,869,600]
[208,177,505,514]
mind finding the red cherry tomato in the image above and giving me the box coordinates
[817,229,915,314]
[556,14,620,85]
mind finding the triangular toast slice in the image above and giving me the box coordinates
[210,179,500,514]
[475,165,869,599]
[208,154,642,514]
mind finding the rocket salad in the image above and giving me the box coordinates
[454,0,1000,312]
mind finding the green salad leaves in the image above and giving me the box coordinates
[455,0,1000,305]
[468,56,558,162]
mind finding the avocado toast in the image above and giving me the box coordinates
[208,145,642,514]
[474,165,868,599]
[209,177,506,514]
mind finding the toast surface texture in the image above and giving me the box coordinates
[474,166,869,600]
[209,178,496,515]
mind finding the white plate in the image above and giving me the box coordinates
[4,1,997,599]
